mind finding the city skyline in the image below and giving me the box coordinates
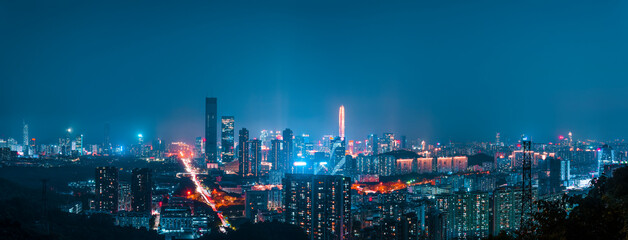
[0,101,619,146]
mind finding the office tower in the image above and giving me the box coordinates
[249,139,261,177]
[367,134,378,155]
[492,186,522,235]
[195,137,205,157]
[64,128,72,155]
[270,139,283,171]
[131,168,152,212]
[104,123,112,155]
[380,133,395,153]
[330,137,346,172]
[205,97,217,165]
[75,134,83,156]
[238,128,250,177]
[22,121,28,155]
[495,132,501,146]
[152,138,164,157]
[283,174,351,240]
[436,191,490,239]
[245,190,268,222]
[95,166,119,213]
[547,157,562,194]
[339,105,345,139]
[597,144,615,175]
[221,116,235,162]
[283,129,294,173]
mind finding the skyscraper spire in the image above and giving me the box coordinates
[339,105,345,139]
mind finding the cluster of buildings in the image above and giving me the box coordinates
[5,97,628,240]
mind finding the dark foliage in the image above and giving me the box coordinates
[202,221,308,240]
[0,178,162,240]
[490,166,628,240]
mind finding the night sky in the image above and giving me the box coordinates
[2,0,628,145]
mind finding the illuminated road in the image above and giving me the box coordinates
[180,158,229,232]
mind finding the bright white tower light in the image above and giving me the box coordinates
[339,105,345,139]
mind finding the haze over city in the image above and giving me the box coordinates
[3,1,628,144]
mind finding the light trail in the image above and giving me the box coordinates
[180,158,229,232]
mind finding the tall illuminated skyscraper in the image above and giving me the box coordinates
[270,139,283,171]
[22,121,28,155]
[367,134,378,155]
[249,139,261,177]
[221,116,235,162]
[282,129,294,173]
[205,97,217,166]
[238,128,250,177]
[339,105,345,139]
[104,123,112,155]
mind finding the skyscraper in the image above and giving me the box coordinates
[131,168,152,212]
[492,186,522,235]
[22,121,28,155]
[104,123,112,155]
[339,105,345,139]
[282,129,294,173]
[221,116,235,162]
[270,139,283,171]
[238,128,250,177]
[283,174,351,240]
[75,134,83,156]
[249,139,261,177]
[205,97,217,166]
[367,134,378,155]
[437,190,490,239]
[95,166,119,213]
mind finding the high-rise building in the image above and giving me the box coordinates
[270,139,284,171]
[249,139,261,177]
[492,186,522,235]
[367,134,378,155]
[436,191,490,239]
[75,134,83,156]
[330,137,346,171]
[339,105,345,139]
[22,121,28,155]
[597,144,616,175]
[283,174,351,240]
[245,190,268,222]
[238,128,250,177]
[131,168,152,212]
[96,166,119,213]
[380,133,395,153]
[195,137,205,157]
[221,116,235,162]
[283,129,294,173]
[104,123,112,155]
[205,97,217,166]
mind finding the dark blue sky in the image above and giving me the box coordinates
[1,0,628,145]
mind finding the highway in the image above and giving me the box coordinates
[180,157,229,232]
